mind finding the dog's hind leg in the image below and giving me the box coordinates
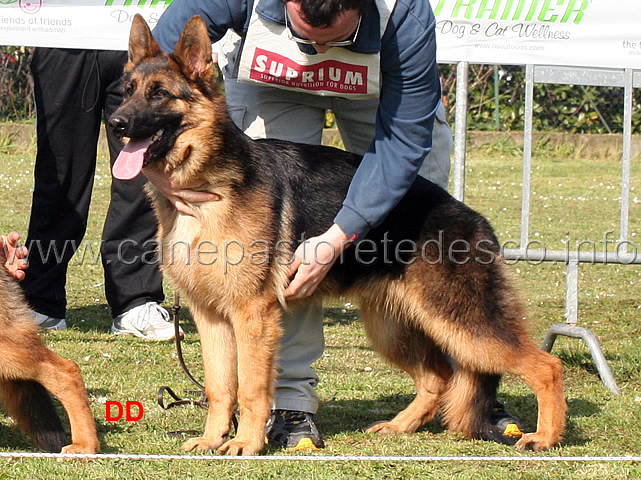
[29,345,99,453]
[440,331,566,450]
[510,345,566,451]
[395,256,566,450]
[181,306,239,453]
[440,368,504,442]
[361,303,451,434]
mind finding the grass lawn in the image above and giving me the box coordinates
[0,135,639,479]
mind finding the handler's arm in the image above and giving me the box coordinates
[333,0,442,242]
[153,0,248,52]
[287,2,442,298]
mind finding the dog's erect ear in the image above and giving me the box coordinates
[127,14,163,69]
[173,16,214,83]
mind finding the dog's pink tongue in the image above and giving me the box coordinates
[113,138,152,180]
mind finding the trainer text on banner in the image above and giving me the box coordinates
[0,0,171,50]
[430,0,641,69]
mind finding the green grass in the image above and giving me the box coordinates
[0,137,640,479]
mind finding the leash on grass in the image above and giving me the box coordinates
[157,293,208,411]
[156,293,239,436]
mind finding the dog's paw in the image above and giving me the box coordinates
[217,437,263,456]
[57,442,99,462]
[60,443,99,454]
[365,421,404,435]
[181,436,225,452]
[515,432,558,451]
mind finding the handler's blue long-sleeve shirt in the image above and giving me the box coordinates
[153,0,441,243]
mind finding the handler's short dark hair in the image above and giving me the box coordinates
[284,0,369,28]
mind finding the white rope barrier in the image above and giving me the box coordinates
[1,452,641,462]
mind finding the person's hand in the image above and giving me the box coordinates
[0,232,28,281]
[143,167,220,216]
[285,224,350,300]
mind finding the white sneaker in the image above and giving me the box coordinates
[111,302,182,341]
[32,311,67,330]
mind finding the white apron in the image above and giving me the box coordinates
[234,0,396,99]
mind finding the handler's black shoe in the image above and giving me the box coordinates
[479,401,525,445]
[265,410,324,451]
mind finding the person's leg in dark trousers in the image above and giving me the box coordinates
[22,48,103,318]
[98,50,164,318]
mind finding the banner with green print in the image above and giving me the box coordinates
[0,0,639,69]
[431,0,641,68]
[0,0,170,51]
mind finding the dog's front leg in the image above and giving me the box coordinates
[181,307,239,453]
[217,302,282,456]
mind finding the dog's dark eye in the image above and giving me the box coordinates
[124,83,135,97]
[153,88,170,99]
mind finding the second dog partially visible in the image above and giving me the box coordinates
[0,236,98,454]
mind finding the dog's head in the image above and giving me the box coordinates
[109,14,219,180]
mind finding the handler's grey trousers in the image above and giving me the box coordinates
[223,76,452,414]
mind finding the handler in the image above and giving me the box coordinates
[150,0,521,450]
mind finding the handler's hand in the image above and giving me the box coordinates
[143,167,219,216]
[285,224,350,300]
[0,232,29,281]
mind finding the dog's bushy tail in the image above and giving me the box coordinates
[440,370,517,444]
[0,379,66,452]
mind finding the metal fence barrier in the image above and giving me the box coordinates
[451,63,641,395]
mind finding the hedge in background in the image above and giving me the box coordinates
[1,47,640,134]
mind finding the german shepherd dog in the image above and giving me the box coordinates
[109,15,566,455]
[0,247,98,454]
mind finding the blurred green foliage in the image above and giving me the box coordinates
[0,46,33,121]
[440,64,641,134]
[1,47,640,134]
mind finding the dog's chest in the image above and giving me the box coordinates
[160,212,218,270]
[155,196,278,311]
[158,208,245,287]
[163,213,199,251]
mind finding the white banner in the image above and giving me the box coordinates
[0,0,640,69]
[0,0,170,51]
[430,0,641,69]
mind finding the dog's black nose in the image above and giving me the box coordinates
[108,115,129,133]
